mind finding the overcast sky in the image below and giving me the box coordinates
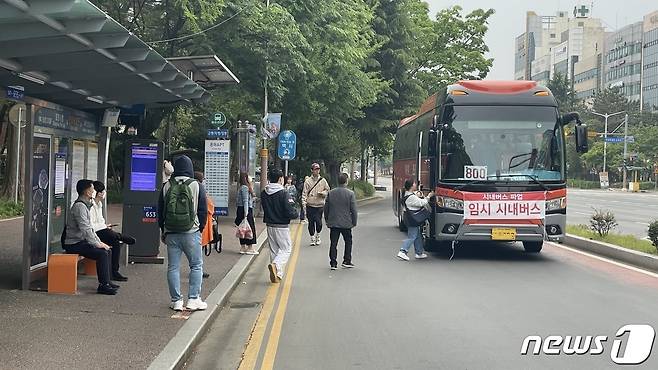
[425,1,658,79]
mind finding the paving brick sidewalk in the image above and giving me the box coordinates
[0,204,264,369]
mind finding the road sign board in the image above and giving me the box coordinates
[207,129,229,139]
[212,112,226,127]
[626,135,635,143]
[278,130,296,160]
[604,137,624,143]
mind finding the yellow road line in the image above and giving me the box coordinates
[260,224,304,370]
[238,283,278,370]
[238,225,302,370]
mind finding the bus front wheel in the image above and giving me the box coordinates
[397,200,407,232]
[523,241,543,253]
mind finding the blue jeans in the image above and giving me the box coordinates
[166,232,203,302]
[400,226,424,255]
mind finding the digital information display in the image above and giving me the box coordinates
[205,140,231,216]
[130,145,158,192]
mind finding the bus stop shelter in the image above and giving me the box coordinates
[0,0,233,289]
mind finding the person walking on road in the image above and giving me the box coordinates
[159,155,208,311]
[324,173,357,270]
[302,163,330,246]
[63,179,117,295]
[285,175,300,222]
[236,172,258,255]
[261,168,299,283]
[397,179,432,261]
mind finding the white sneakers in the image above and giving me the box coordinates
[186,298,208,311]
[170,299,184,311]
[170,298,207,311]
[310,235,319,246]
[397,251,428,260]
[309,235,322,246]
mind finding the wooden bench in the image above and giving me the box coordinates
[47,254,97,294]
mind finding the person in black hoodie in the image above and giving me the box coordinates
[261,168,299,283]
[158,155,208,311]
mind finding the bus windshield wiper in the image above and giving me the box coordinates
[455,174,548,191]
[496,173,548,191]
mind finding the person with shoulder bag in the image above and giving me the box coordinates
[235,172,258,255]
[397,179,434,261]
[301,163,330,246]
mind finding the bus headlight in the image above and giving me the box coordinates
[546,197,566,211]
[438,196,463,211]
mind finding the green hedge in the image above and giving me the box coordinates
[0,198,23,219]
[567,224,657,255]
[349,180,375,200]
[567,179,600,189]
[640,182,656,191]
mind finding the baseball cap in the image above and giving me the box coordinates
[311,163,320,169]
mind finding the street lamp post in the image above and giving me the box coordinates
[591,110,625,173]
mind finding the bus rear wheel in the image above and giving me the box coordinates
[523,241,543,253]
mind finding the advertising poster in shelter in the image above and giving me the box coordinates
[30,135,52,270]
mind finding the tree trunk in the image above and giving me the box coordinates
[0,123,22,201]
[350,160,355,180]
[326,160,340,187]
[373,156,377,185]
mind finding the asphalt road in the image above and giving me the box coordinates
[567,188,658,239]
[187,188,658,370]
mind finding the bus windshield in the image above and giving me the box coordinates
[439,105,564,182]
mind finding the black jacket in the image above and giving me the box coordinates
[158,155,207,233]
[261,184,298,226]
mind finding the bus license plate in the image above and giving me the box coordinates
[491,228,516,240]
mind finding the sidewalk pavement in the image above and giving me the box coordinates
[0,204,264,370]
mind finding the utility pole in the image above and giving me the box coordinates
[591,110,625,173]
[260,0,270,187]
[622,114,629,191]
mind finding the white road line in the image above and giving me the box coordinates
[547,242,658,279]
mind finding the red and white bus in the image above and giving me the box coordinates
[392,80,588,253]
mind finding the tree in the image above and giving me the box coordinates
[355,0,430,179]
[411,6,494,94]
[546,72,580,115]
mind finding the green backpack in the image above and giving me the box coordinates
[164,178,196,232]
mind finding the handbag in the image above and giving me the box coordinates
[402,195,431,227]
[235,218,253,239]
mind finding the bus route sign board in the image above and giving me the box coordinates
[277,130,296,160]
[463,192,546,220]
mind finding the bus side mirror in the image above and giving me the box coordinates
[428,129,438,157]
[575,124,589,153]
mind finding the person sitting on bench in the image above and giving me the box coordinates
[90,181,135,282]
[63,179,118,295]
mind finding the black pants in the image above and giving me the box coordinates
[329,228,353,267]
[64,241,111,285]
[235,206,257,245]
[307,206,323,235]
[96,228,124,274]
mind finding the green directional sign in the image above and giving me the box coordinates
[212,112,227,127]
